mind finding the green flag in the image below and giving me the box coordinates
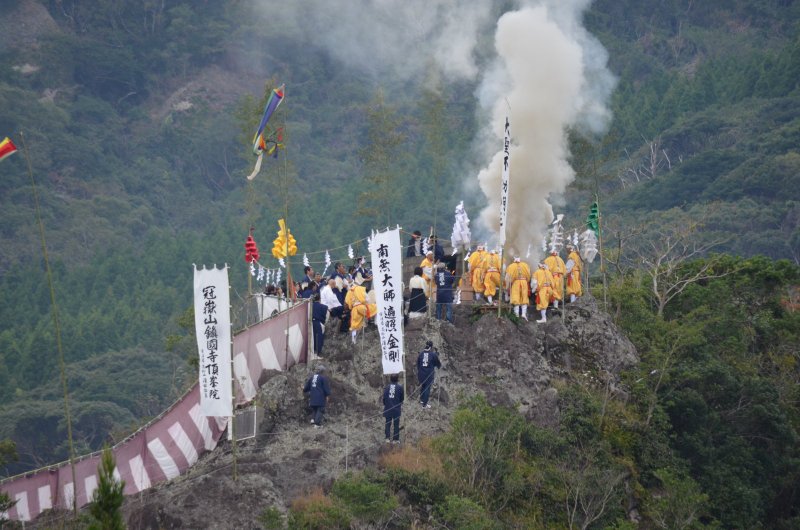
[586,202,600,236]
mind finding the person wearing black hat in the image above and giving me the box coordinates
[416,341,442,409]
[382,373,405,443]
[303,365,331,427]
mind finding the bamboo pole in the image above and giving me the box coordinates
[596,193,607,312]
[247,227,254,297]
[281,88,293,365]
[228,264,237,482]
[20,132,78,515]
[497,248,504,318]
[561,268,566,323]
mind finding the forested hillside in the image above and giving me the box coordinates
[583,0,800,260]
[0,0,799,527]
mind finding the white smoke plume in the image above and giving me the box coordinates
[476,2,614,259]
[251,1,614,258]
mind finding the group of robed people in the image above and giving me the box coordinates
[466,244,583,322]
[300,238,586,445]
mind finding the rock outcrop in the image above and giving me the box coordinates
[120,295,637,529]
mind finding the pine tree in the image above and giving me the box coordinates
[88,447,125,530]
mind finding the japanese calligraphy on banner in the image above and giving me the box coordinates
[193,266,232,416]
[370,228,404,374]
[498,116,511,246]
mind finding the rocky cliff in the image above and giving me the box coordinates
[109,295,636,529]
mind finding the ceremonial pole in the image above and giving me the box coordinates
[280,95,293,365]
[20,132,78,515]
[498,116,511,319]
[596,193,607,311]
[228,264,237,481]
[399,226,407,392]
[247,228,253,296]
[561,264,567,323]
[497,248,504,318]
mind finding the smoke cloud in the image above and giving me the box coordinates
[476,2,614,258]
[251,1,496,82]
[251,1,615,258]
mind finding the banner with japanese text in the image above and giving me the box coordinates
[370,228,404,374]
[498,116,511,246]
[1,302,309,523]
[193,266,232,416]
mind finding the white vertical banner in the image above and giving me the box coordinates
[498,116,511,246]
[193,266,232,417]
[370,228,404,374]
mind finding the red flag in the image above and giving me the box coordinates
[0,137,17,162]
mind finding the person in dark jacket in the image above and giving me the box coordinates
[431,235,445,263]
[299,266,316,299]
[416,341,442,408]
[303,365,331,427]
[312,293,328,356]
[435,263,456,323]
[406,230,423,258]
[330,262,349,305]
[382,373,404,443]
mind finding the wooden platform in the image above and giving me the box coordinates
[471,303,500,313]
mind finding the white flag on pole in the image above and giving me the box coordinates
[450,200,472,251]
[370,228,404,375]
[193,265,232,417]
[498,116,511,246]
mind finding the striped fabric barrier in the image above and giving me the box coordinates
[1,302,308,522]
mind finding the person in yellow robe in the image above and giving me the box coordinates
[467,245,487,303]
[532,262,555,323]
[544,250,566,309]
[345,284,377,344]
[420,251,435,282]
[565,245,583,303]
[482,249,502,305]
[505,256,531,320]
[420,251,436,301]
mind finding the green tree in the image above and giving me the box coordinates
[435,495,499,530]
[0,438,18,518]
[88,446,125,530]
[645,468,711,530]
[330,473,397,523]
[435,395,531,511]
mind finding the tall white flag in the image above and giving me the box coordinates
[498,117,511,246]
[370,228,404,374]
[193,266,232,417]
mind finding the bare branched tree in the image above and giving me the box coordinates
[618,137,678,191]
[631,213,732,316]
[640,136,670,180]
[602,218,648,277]
[559,446,627,530]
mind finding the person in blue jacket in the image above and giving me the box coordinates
[312,292,328,356]
[303,365,331,427]
[416,340,442,408]
[382,373,404,443]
